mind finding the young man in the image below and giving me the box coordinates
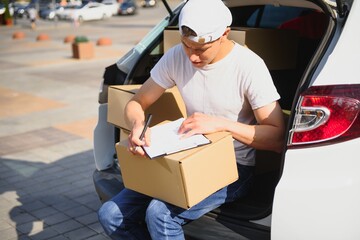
[98,0,285,239]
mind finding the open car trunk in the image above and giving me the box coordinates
[94,0,339,239]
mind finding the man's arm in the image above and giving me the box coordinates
[178,101,285,153]
[125,78,166,155]
[236,101,285,153]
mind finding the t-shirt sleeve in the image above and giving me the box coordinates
[150,47,178,89]
[245,58,280,110]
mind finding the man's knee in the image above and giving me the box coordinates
[145,199,168,223]
[98,201,122,235]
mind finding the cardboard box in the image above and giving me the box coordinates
[237,28,298,70]
[116,131,238,209]
[163,27,298,70]
[107,85,187,131]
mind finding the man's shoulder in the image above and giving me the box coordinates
[233,43,265,65]
[166,44,184,55]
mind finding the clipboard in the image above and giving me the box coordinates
[143,118,211,159]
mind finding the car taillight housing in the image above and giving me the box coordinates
[288,84,360,147]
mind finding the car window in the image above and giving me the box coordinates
[247,5,307,28]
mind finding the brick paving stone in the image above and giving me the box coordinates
[11,235,32,240]
[88,222,105,234]
[51,199,82,212]
[29,226,60,240]
[10,178,43,190]
[75,212,99,225]
[62,187,94,200]
[63,226,98,240]
[36,195,68,206]
[51,219,83,234]
[1,206,22,219]
[0,128,80,156]
[13,195,37,206]
[42,185,77,197]
[18,200,47,212]
[79,198,102,212]
[2,169,32,187]
[16,220,44,235]
[55,172,88,184]
[0,198,14,211]
[0,87,65,120]
[40,164,68,174]
[10,212,38,225]
[1,226,18,240]
[63,205,93,218]
[42,212,71,226]
[0,219,13,231]
[73,192,100,205]
[31,206,59,219]
[48,235,69,240]
[86,234,110,240]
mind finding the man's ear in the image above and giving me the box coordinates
[223,27,231,37]
[221,27,231,42]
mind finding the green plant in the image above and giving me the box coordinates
[3,0,12,21]
[74,36,89,43]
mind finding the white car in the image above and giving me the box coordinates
[56,2,113,22]
[101,0,119,16]
[93,0,360,239]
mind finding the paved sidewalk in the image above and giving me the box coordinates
[0,22,118,240]
[0,2,181,239]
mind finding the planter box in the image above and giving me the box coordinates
[72,42,94,59]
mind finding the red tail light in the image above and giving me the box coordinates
[288,85,360,147]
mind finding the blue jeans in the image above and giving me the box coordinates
[98,164,254,240]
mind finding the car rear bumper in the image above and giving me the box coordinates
[93,167,124,203]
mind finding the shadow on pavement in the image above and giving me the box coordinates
[0,150,107,239]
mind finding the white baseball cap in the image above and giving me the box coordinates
[179,0,232,44]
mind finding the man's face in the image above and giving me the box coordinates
[181,36,222,68]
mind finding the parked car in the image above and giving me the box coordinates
[39,5,64,20]
[12,2,29,18]
[118,0,137,15]
[101,0,119,16]
[93,0,360,239]
[56,2,112,22]
[140,0,156,8]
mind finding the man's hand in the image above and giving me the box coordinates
[178,112,225,138]
[128,122,151,157]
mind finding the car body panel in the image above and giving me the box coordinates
[102,0,120,16]
[39,6,64,20]
[311,1,360,86]
[272,138,360,239]
[93,104,116,170]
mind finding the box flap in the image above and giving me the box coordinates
[108,85,187,130]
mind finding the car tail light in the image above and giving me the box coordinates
[288,84,360,147]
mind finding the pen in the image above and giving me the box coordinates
[134,113,152,152]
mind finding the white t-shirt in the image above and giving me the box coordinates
[150,43,280,166]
